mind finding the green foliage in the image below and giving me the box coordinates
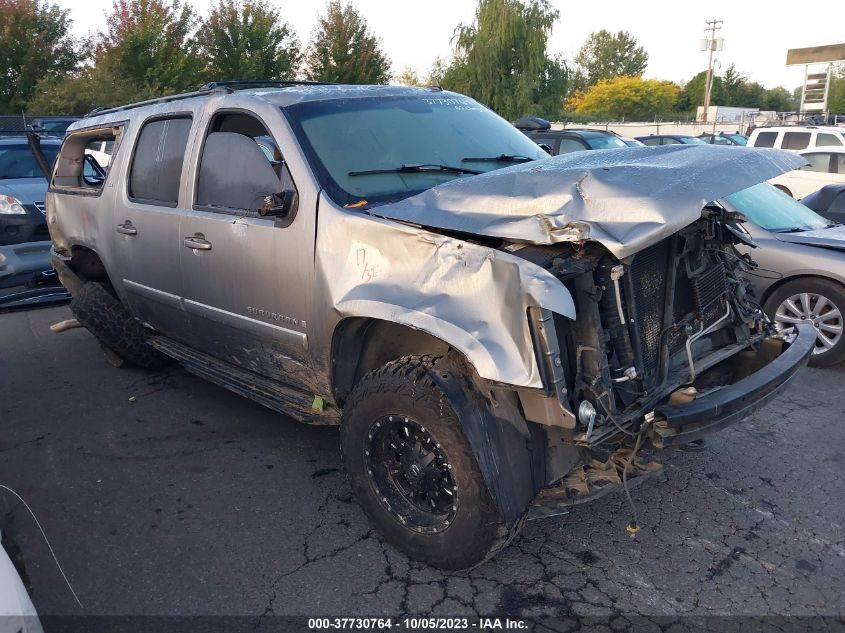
[96,0,201,97]
[828,64,845,114]
[394,67,421,86]
[304,1,391,84]
[677,65,798,113]
[424,57,448,86]
[573,29,648,88]
[762,86,796,112]
[196,0,301,82]
[0,0,79,113]
[440,0,567,120]
[27,60,146,114]
[677,70,723,112]
[573,76,679,120]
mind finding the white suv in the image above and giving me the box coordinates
[748,126,845,152]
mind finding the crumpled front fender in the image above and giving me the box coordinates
[318,199,575,389]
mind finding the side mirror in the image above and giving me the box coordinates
[539,143,553,155]
[259,189,296,217]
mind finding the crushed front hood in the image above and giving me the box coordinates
[371,145,806,259]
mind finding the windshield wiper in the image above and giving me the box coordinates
[348,164,481,177]
[461,154,534,163]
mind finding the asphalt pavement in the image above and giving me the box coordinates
[1,305,844,629]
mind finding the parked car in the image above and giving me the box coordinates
[723,183,845,365]
[30,117,80,137]
[635,134,707,146]
[698,132,748,146]
[802,183,845,225]
[747,126,845,152]
[767,146,845,199]
[514,116,628,154]
[0,136,60,246]
[46,84,813,569]
[620,137,645,147]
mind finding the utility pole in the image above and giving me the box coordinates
[701,19,723,123]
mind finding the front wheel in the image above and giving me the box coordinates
[764,278,845,367]
[340,356,524,570]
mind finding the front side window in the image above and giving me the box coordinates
[782,132,811,150]
[816,133,843,147]
[661,137,681,145]
[129,117,192,206]
[195,112,296,220]
[640,137,661,146]
[283,95,547,207]
[558,138,588,154]
[725,183,830,233]
[679,136,706,145]
[800,153,832,173]
[52,125,122,193]
[583,134,626,150]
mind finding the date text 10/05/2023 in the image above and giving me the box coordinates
[308,618,528,630]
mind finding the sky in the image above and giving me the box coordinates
[56,0,844,91]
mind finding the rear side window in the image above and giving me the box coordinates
[52,125,123,194]
[129,117,192,206]
[753,131,777,148]
[782,132,810,150]
[816,133,843,147]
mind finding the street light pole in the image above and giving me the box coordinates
[701,19,723,123]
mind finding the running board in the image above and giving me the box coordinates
[146,336,339,425]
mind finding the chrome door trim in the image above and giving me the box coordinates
[183,299,308,349]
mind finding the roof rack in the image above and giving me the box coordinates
[85,80,338,118]
[198,80,337,91]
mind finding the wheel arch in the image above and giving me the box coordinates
[760,273,845,309]
[330,317,453,406]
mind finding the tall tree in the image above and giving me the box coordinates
[440,0,567,120]
[95,0,201,98]
[304,1,391,84]
[196,0,301,82]
[573,30,648,87]
[677,70,724,112]
[0,0,79,113]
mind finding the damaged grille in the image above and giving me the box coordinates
[627,240,670,383]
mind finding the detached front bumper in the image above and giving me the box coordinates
[650,324,815,448]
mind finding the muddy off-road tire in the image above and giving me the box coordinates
[69,281,169,369]
[341,355,525,570]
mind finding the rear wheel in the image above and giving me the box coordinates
[764,278,845,367]
[70,281,169,369]
[340,355,524,570]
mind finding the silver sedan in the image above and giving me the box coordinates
[722,183,845,366]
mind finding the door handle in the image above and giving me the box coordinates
[183,235,212,251]
[116,221,137,236]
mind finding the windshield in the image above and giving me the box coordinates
[283,94,548,206]
[725,182,831,232]
[727,134,747,146]
[0,144,59,179]
[584,134,627,150]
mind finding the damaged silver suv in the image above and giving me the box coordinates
[45,82,815,570]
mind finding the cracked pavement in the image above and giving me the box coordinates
[1,305,844,625]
